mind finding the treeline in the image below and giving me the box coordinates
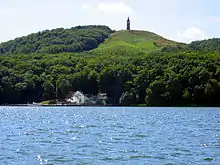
[1,50,220,106]
[162,38,220,53]
[0,25,113,55]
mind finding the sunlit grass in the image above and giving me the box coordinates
[93,30,176,55]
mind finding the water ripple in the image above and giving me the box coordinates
[0,107,220,164]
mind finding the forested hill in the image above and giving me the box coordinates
[0,26,178,56]
[162,38,220,53]
[1,25,220,56]
[2,25,220,106]
[0,25,114,55]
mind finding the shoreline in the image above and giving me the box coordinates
[1,104,220,108]
[0,104,119,107]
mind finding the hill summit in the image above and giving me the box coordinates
[0,25,178,55]
[96,30,176,53]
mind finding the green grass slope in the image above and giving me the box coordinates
[0,26,179,57]
[94,30,177,54]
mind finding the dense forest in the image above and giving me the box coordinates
[0,25,113,55]
[1,25,220,106]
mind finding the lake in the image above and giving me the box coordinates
[0,107,220,165]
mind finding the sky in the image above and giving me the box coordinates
[1,0,220,43]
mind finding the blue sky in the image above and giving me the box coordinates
[1,0,220,43]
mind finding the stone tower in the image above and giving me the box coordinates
[127,17,130,30]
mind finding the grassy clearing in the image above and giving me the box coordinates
[40,100,58,105]
[94,30,177,55]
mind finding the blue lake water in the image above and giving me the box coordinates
[0,106,220,165]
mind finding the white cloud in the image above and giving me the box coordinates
[177,27,207,43]
[81,3,91,10]
[97,2,133,13]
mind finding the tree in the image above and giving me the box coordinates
[120,88,139,105]
[43,80,55,100]
[56,76,71,99]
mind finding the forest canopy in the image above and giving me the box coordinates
[1,25,220,106]
[0,25,113,55]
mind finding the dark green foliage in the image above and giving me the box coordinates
[1,50,220,106]
[161,44,186,52]
[189,39,220,52]
[1,28,220,106]
[0,25,113,55]
[120,88,139,105]
[162,38,220,53]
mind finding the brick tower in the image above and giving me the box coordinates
[127,17,130,30]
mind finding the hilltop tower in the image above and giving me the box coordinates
[127,17,130,30]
